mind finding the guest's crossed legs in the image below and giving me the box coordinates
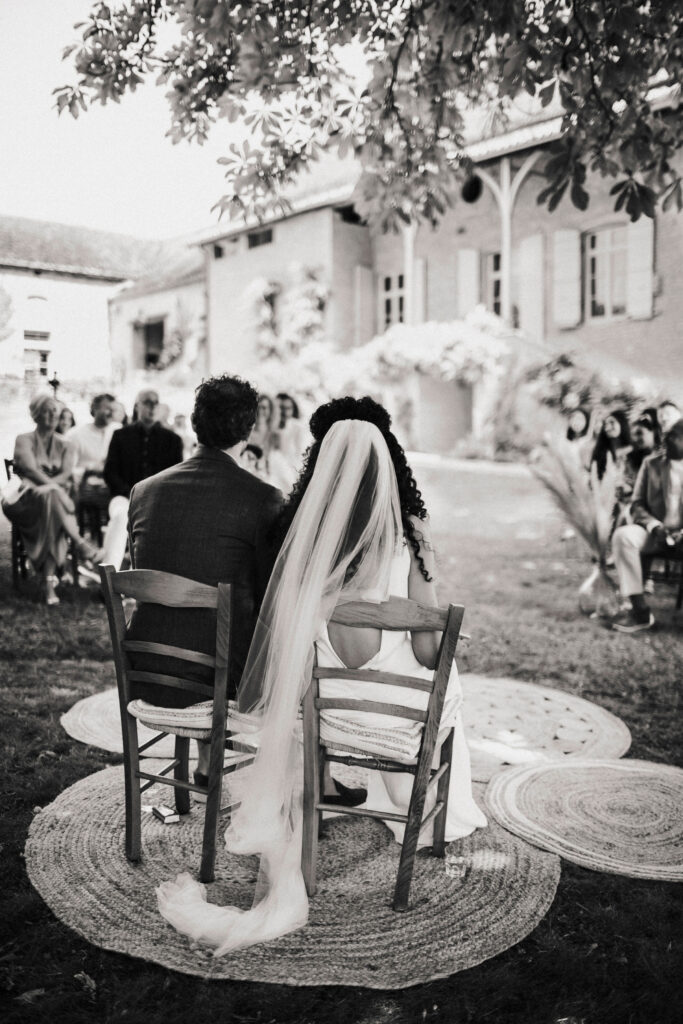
[612,524,668,596]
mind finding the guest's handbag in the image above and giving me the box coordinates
[0,475,24,507]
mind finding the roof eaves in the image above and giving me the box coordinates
[195,182,357,247]
[0,256,129,282]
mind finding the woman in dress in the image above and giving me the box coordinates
[157,396,484,953]
[2,393,102,604]
[589,408,631,481]
[273,392,309,477]
[248,393,298,493]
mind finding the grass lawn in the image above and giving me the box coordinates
[1,460,681,1024]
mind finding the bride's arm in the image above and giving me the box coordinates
[406,515,441,669]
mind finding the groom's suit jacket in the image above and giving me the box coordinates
[126,446,283,707]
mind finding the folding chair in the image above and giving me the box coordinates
[99,566,255,882]
[302,595,465,912]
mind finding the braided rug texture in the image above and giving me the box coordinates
[460,676,631,782]
[486,759,683,881]
[60,676,631,782]
[25,768,560,987]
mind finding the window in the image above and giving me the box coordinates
[247,228,273,249]
[213,244,224,259]
[23,345,50,382]
[382,274,404,329]
[336,204,364,225]
[585,226,627,319]
[484,252,502,316]
[143,320,164,368]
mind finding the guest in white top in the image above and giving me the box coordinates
[67,393,118,487]
[68,392,125,570]
[273,392,309,478]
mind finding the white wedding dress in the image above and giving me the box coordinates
[316,546,486,846]
[157,420,484,955]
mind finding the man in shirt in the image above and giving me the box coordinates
[610,418,683,633]
[102,389,183,569]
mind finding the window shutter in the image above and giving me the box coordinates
[413,258,427,322]
[552,229,581,328]
[457,249,480,318]
[517,234,544,342]
[354,265,375,345]
[626,217,654,320]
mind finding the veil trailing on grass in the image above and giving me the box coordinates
[157,420,403,953]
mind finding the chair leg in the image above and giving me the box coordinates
[174,735,191,815]
[199,727,225,883]
[432,729,454,858]
[122,713,142,863]
[11,530,20,589]
[302,711,321,898]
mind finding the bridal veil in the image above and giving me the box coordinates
[157,419,403,953]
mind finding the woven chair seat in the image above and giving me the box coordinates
[127,698,258,740]
[128,697,421,764]
[319,713,421,765]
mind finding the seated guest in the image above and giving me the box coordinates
[103,389,183,570]
[589,409,631,481]
[611,419,683,633]
[274,392,309,473]
[172,412,196,460]
[657,399,681,437]
[614,409,660,525]
[2,394,101,605]
[110,399,129,426]
[566,407,590,443]
[126,374,283,785]
[56,406,76,435]
[68,392,117,507]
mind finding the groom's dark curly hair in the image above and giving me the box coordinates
[273,395,433,581]
[192,374,258,449]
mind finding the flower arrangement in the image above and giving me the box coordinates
[357,307,511,387]
[531,435,620,615]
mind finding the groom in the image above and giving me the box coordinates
[125,374,283,781]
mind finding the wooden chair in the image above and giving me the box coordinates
[4,459,28,589]
[99,566,255,882]
[641,552,683,610]
[302,595,465,912]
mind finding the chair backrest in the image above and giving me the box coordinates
[312,595,464,728]
[4,458,13,482]
[99,565,232,708]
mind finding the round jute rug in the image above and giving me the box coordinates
[25,768,560,987]
[460,676,631,782]
[486,759,683,881]
[61,676,631,781]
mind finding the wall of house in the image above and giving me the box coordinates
[206,208,334,376]
[330,214,374,349]
[0,268,116,383]
[108,278,206,385]
[403,154,683,389]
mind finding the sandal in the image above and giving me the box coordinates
[44,574,60,606]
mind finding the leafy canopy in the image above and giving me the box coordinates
[56,1,683,230]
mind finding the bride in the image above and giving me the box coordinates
[157,396,485,953]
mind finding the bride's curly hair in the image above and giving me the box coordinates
[273,395,433,581]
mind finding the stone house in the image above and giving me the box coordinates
[199,101,682,450]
